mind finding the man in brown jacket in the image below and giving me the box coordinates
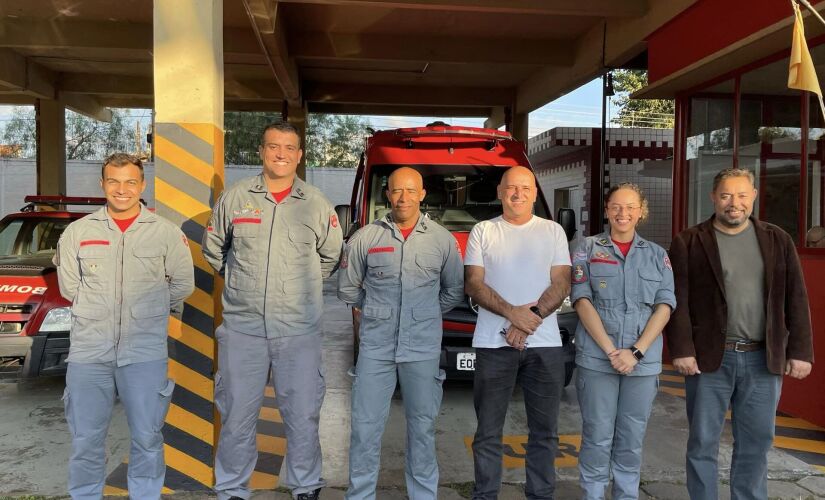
[667,167,813,500]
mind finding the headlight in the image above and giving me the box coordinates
[39,307,72,332]
[556,296,575,315]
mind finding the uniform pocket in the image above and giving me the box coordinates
[415,252,441,286]
[366,252,398,281]
[133,246,164,282]
[62,387,76,438]
[131,299,170,340]
[78,245,110,290]
[71,303,109,344]
[213,373,226,417]
[154,379,175,432]
[411,307,441,347]
[639,268,663,305]
[590,262,621,301]
[226,266,257,291]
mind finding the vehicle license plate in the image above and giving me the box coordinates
[457,352,476,371]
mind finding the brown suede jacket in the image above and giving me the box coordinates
[666,216,813,375]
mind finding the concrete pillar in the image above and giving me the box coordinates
[35,99,66,196]
[511,112,529,143]
[285,102,308,180]
[484,106,506,130]
[104,0,226,493]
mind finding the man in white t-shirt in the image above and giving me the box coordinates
[464,166,572,500]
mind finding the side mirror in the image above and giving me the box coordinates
[557,208,577,242]
[335,204,357,239]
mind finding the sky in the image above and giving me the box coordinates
[0,76,614,141]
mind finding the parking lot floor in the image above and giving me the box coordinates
[1,282,823,499]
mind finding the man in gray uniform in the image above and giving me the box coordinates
[337,166,464,500]
[203,121,343,500]
[56,153,195,500]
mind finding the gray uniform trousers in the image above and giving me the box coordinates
[214,325,326,500]
[63,359,174,500]
[346,356,445,500]
[576,367,658,500]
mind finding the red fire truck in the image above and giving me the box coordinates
[0,196,106,377]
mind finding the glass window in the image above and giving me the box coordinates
[807,94,825,248]
[739,56,804,239]
[368,165,548,231]
[687,87,735,225]
[0,218,72,257]
[0,219,24,256]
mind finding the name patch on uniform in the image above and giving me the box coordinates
[80,240,110,247]
[232,217,262,225]
[590,258,618,265]
[368,246,395,254]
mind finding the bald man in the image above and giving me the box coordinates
[807,225,825,248]
[465,166,572,500]
[338,166,464,500]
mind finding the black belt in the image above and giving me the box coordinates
[724,340,765,352]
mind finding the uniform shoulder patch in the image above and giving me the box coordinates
[664,254,672,270]
[330,213,339,228]
[573,264,587,283]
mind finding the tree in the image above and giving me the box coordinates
[224,111,280,165]
[0,106,147,159]
[65,109,135,160]
[1,106,36,158]
[610,70,675,129]
[304,114,371,167]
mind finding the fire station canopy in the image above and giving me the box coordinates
[0,0,695,120]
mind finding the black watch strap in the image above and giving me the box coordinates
[630,346,644,360]
[529,305,542,318]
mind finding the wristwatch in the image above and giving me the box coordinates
[529,305,542,318]
[630,345,645,360]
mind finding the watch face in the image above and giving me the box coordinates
[530,306,541,317]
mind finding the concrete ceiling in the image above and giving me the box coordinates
[0,0,695,121]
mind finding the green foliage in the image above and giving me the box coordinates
[0,107,148,159]
[610,70,675,129]
[65,109,136,160]
[305,114,371,168]
[1,106,36,158]
[224,111,280,165]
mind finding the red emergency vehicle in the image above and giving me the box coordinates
[335,123,579,383]
[0,196,105,377]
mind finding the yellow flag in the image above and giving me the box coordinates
[789,2,822,96]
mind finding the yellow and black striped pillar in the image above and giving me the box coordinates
[103,0,224,493]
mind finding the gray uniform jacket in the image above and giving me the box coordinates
[55,205,195,366]
[570,232,676,376]
[202,175,343,338]
[337,213,464,362]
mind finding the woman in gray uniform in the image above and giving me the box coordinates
[570,183,675,500]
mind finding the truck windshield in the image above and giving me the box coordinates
[368,164,549,231]
[0,218,72,257]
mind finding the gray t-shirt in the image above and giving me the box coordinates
[715,223,766,342]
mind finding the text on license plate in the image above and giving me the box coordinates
[457,352,475,371]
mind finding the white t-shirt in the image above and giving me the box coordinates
[464,215,571,348]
